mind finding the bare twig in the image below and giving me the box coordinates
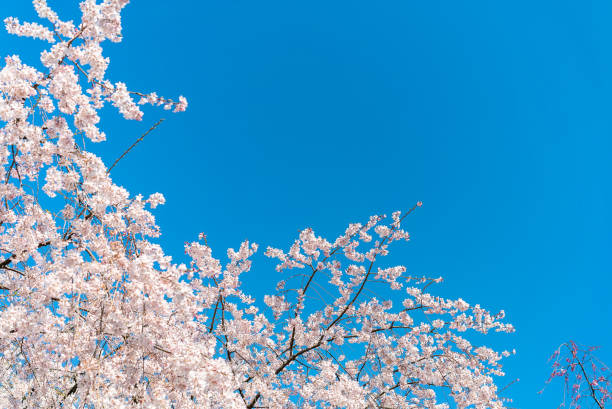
[107,119,164,174]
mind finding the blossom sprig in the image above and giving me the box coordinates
[541,341,611,409]
[4,0,186,137]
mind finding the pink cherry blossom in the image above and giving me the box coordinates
[542,341,611,409]
[0,1,516,408]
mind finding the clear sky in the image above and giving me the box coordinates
[2,1,611,408]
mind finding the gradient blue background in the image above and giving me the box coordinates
[2,1,611,407]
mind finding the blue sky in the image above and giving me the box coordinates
[2,0,611,407]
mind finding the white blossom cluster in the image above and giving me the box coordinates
[0,1,514,408]
[215,205,515,409]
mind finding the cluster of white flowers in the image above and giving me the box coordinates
[185,202,514,408]
[0,1,515,408]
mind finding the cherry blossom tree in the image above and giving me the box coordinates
[0,1,515,407]
[541,341,611,409]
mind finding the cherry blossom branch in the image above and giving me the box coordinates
[326,203,420,331]
[542,341,610,409]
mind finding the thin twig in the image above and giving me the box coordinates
[107,119,164,174]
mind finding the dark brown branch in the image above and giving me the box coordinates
[246,336,325,408]
[577,358,605,409]
[0,240,51,269]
